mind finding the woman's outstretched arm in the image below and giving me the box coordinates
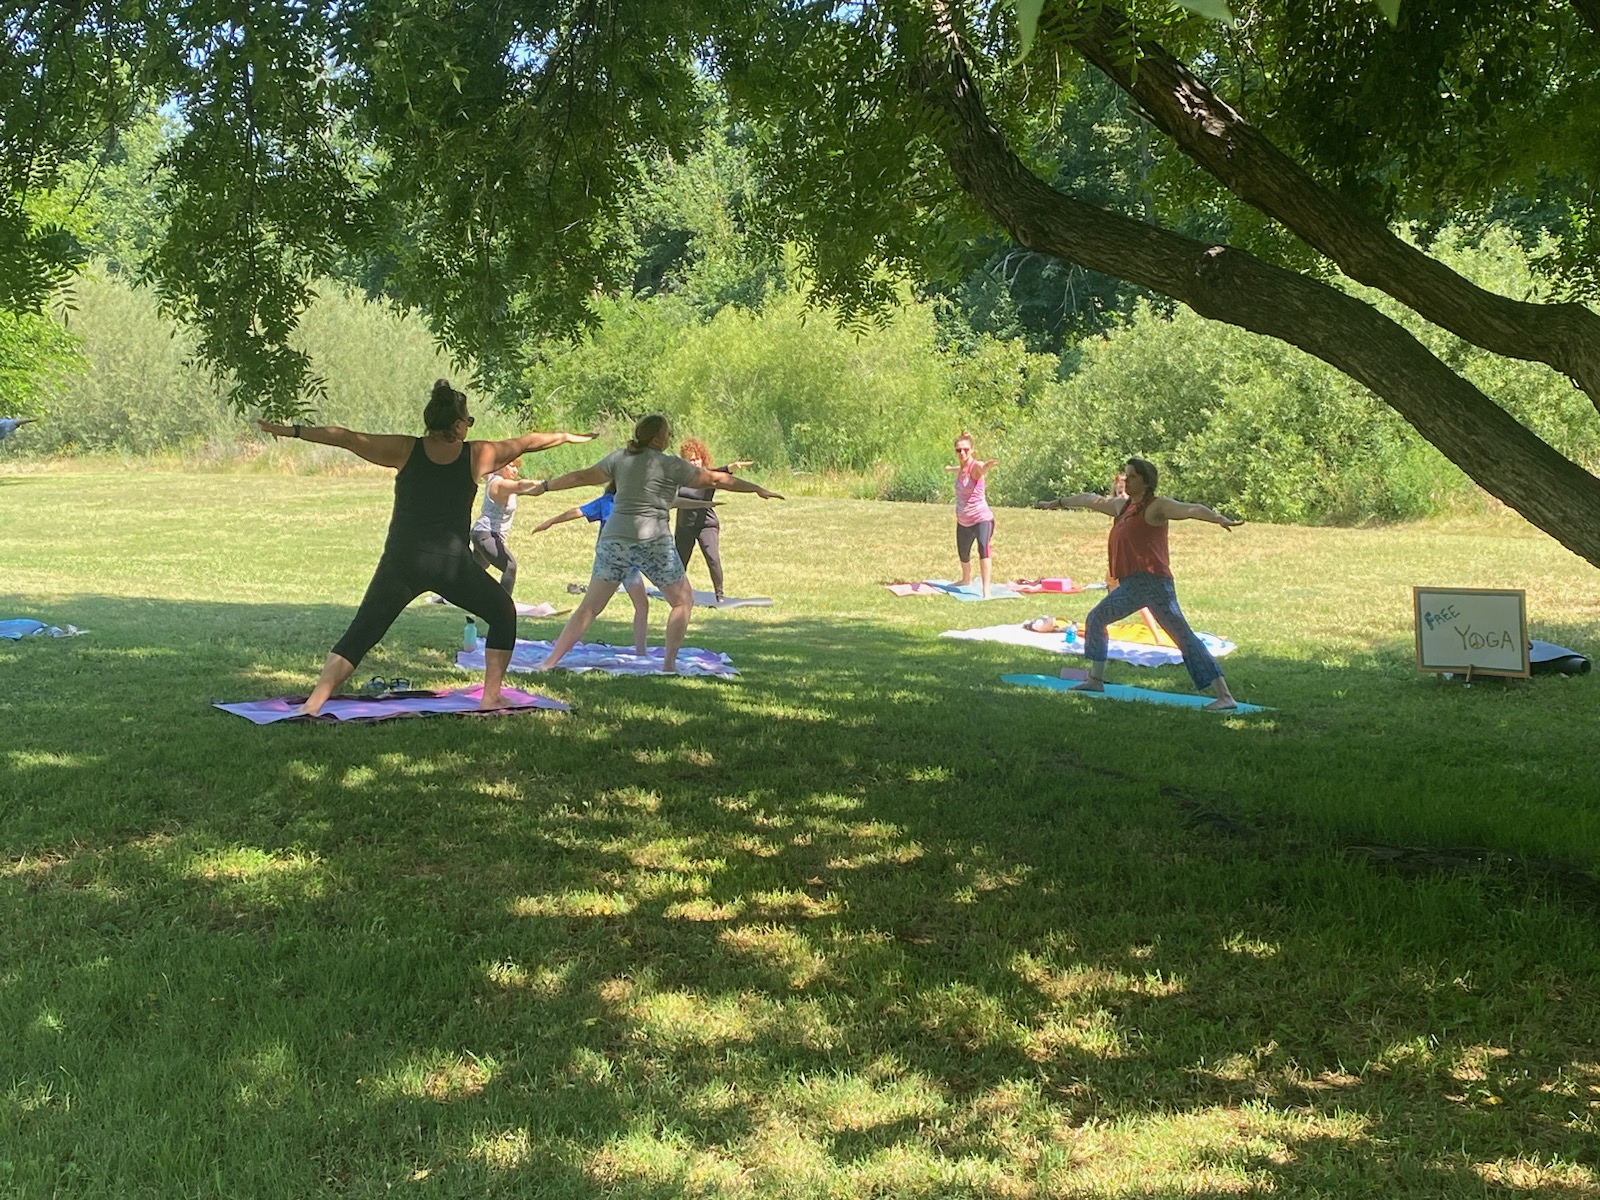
[473,431,595,478]
[257,421,413,469]
[691,467,783,500]
[1150,497,1244,529]
[1036,492,1124,518]
[533,465,611,494]
[530,506,588,533]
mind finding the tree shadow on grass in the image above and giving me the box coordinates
[3,594,1599,1196]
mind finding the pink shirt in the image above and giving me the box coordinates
[955,467,993,526]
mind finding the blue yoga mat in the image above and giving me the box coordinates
[926,580,1022,601]
[1001,673,1269,713]
[1,619,46,639]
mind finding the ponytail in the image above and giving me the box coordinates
[626,413,670,455]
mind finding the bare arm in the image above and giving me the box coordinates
[471,430,596,478]
[257,420,413,469]
[671,498,719,510]
[1151,497,1243,529]
[530,506,588,533]
[1036,492,1124,518]
[693,467,784,500]
[972,458,998,477]
[534,464,611,494]
[486,476,552,504]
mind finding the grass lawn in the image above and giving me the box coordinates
[3,468,1598,1198]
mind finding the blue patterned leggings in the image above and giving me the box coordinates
[1083,571,1223,691]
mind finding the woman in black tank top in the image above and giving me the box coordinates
[257,379,593,714]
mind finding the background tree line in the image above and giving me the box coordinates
[6,56,1593,528]
[7,104,1593,526]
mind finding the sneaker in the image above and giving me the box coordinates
[566,583,587,595]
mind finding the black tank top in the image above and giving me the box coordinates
[383,438,478,556]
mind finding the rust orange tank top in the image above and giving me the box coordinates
[1107,496,1172,580]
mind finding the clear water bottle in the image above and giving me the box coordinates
[462,617,478,652]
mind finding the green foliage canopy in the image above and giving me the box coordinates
[5,0,1600,559]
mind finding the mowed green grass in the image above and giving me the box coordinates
[2,468,1598,1198]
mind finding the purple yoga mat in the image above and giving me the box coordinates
[458,638,738,677]
[214,685,569,725]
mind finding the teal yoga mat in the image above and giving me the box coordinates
[1001,673,1269,713]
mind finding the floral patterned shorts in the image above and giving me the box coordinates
[591,535,685,588]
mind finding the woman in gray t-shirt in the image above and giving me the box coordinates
[527,414,783,672]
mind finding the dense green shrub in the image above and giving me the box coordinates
[12,227,1591,525]
[997,301,1471,523]
[1,307,81,423]
[654,288,955,473]
[16,271,498,462]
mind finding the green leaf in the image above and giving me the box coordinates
[1373,0,1401,26]
[1171,0,1235,23]
[1013,0,1046,61]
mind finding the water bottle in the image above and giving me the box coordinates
[1064,620,1078,647]
[462,617,478,652]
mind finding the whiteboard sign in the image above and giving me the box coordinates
[1413,587,1529,678]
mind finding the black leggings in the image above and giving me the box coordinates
[956,519,994,563]
[674,523,724,596]
[470,528,517,597]
[332,545,516,667]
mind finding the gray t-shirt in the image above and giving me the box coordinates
[595,448,701,541]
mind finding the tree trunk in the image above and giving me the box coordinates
[912,47,1600,569]
[1065,7,1600,413]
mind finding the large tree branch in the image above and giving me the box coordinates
[911,38,1600,569]
[1063,7,1600,414]
[1571,0,1600,39]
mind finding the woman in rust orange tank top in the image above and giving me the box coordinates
[1036,457,1243,710]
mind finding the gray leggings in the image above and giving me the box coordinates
[470,528,517,597]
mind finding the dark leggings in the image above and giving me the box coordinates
[470,528,517,597]
[956,519,994,563]
[332,546,516,667]
[674,523,724,596]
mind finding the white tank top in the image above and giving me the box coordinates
[472,473,517,534]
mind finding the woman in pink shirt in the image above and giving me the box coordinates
[945,432,998,597]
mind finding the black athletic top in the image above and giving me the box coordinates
[383,438,478,557]
[675,464,732,532]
